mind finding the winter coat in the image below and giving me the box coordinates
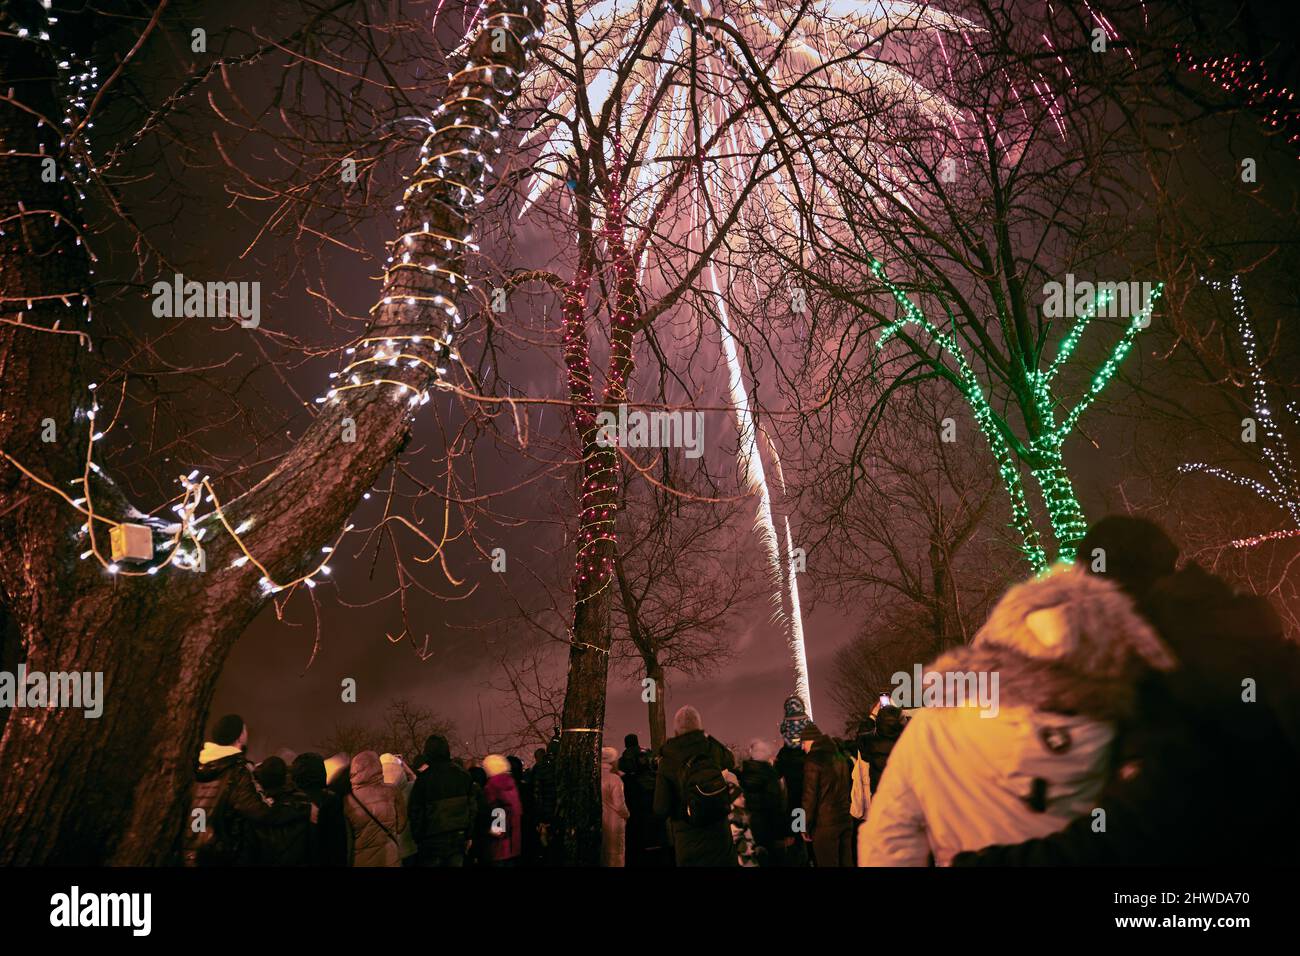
[737,758,786,853]
[847,738,872,820]
[862,563,1175,867]
[381,755,419,862]
[291,753,351,866]
[408,746,476,862]
[773,745,806,815]
[601,767,630,866]
[254,785,313,866]
[617,746,656,819]
[618,746,663,864]
[653,730,736,867]
[862,712,903,794]
[724,770,760,867]
[483,771,523,863]
[954,564,1300,866]
[527,754,558,824]
[802,738,854,836]
[181,743,272,866]
[344,751,408,867]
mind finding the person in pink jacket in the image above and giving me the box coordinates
[482,754,523,866]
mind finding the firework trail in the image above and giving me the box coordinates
[706,253,812,711]
[514,0,979,702]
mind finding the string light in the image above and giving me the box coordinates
[567,128,635,610]
[874,260,1162,569]
[322,0,540,414]
[1231,528,1300,550]
[1,0,542,594]
[1181,275,1300,546]
[1177,48,1300,160]
[1,3,101,337]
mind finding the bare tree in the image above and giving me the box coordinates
[0,0,539,863]
[611,451,752,749]
[738,2,1185,572]
[317,696,456,761]
[814,385,1014,727]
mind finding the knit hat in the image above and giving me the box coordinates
[324,752,351,786]
[780,695,810,747]
[380,753,407,785]
[255,756,287,792]
[483,753,510,777]
[601,746,619,768]
[422,734,451,763]
[290,752,327,790]
[211,713,245,746]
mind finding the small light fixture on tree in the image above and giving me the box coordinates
[109,523,153,563]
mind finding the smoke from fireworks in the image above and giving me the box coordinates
[514,0,977,702]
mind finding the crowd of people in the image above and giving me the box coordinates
[179,516,1300,867]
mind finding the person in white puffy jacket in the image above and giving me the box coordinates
[600,746,629,866]
[859,562,1176,867]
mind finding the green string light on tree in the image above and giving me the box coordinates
[871,257,1162,569]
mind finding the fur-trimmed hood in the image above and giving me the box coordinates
[933,563,1176,722]
[860,565,1178,867]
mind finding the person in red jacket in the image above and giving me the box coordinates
[482,754,523,866]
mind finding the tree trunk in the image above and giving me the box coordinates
[1030,459,1088,562]
[646,660,666,751]
[0,0,537,864]
[612,550,666,750]
[554,580,612,866]
[929,537,949,657]
[554,135,636,864]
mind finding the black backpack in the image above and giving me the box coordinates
[679,750,730,826]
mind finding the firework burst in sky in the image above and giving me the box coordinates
[514,0,978,708]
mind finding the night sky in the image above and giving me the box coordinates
[70,0,1300,762]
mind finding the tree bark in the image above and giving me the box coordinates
[554,135,637,864]
[646,660,666,751]
[612,551,666,749]
[0,0,538,864]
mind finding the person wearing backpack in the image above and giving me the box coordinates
[180,714,272,866]
[653,705,737,866]
[343,751,408,867]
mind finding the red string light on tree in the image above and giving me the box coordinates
[569,126,635,610]
[1176,47,1300,159]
